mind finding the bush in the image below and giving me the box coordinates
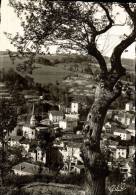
[36,57,52,66]
[4,175,35,187]
[9,189,31,195]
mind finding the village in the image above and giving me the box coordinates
[0,78,135,183]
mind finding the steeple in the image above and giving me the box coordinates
[30,104,37,127]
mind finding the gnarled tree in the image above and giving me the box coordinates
[6,1,136,195]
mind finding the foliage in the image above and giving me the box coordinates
[4,172,84,187]
[0,99,18,184]
[9,189,31,195]
[35,56,52,66]
[4,175,34,187]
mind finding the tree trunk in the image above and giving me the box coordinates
[82,81,122,195]
[85,171,106,195]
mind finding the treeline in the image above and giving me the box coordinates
[0,68,34,91]
[35,54,97,66]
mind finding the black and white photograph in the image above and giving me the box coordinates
[0,1,135,195]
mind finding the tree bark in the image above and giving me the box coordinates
[85,170,106,195]
[81,81,122,195]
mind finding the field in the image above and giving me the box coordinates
[0,54,95,84]
[0,55,75,84]
[0,53,134,98]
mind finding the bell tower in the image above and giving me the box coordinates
[30,104,37,127]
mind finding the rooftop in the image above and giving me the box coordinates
[8,136,23,142]
[127,123,135,130]
[114,129,131,134]
[49,110,64,116]
[67,142,82,148]
[12,162,48,175]
[62,134,83,140]
[117,146,127,150]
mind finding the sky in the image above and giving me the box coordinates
[0,0,135,60]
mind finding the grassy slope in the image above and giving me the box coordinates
[0,54,134,87]
[0,55,75,84]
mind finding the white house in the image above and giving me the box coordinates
[59,119,78,130]
[129,146,135,157]
[53,140,65,148]
[48,110,64,123]
[113,129,131,140]
[59,148,69,162]
[36,146,44,162]
[40,118,50,126]
[67,142,83,163]
[71,102,78,113]
[125,102,134,112]
[115,146,128,159]
[8,136,23,147]
[120,161,132,178]
[121,112,135,126]
[22,126,36,140]
[65,113,80,120]
[108,140,118,149]
[20,142,30,153]
[29,147,46,163]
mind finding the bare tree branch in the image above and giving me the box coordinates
[97,3,114,35]
[87,43,108,74]
[121,3,136,23]
[110,3,136,75]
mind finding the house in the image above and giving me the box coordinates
[40,118,50,126]
[67,142,83,163]
[19,138,30,152]
[65,107,71,114]
[121,112,135,126]
[127,123,135,136]
[115,146,128,159]
[108,140,118,149]
[59,141,83,167]
[125,102,134,112]
[73,164,85,174]
[8,136,23,147]
[113,129,131,140]
[59,119,78,130]
[128,146,135,157]
[65,113,80,120]
[12,162,48,176]
[59,147,69,162]
[36,146,44,162]
[36,126,49,133]
[103,122,112,132]
[58,104,71,113]
[119,159,133,178]
[113,110,134,126]
[48,110,64,123]
[53,140,65,148]
[62,133,83,143]
[71,102,79,113]
[29,146,46,163]
[22,125,36,140]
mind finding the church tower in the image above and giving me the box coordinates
[30,104,37,128]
